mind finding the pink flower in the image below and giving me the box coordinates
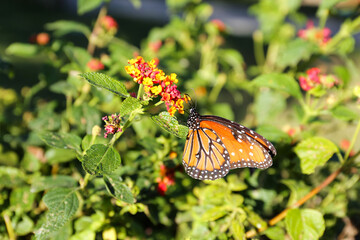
[211,19,226,32]
[101,16,118,31]
[87,59,104,71]
[102,113,122,138]
[149,40,162,52]
[298,20,331,46]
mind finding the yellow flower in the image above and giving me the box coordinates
[168,106,176,116]
[149,59,157,68]
[169,73,178,84]
[151,85,162,95]
[128,56,143,65]
[125,65,140,76]
[143,77,153,86]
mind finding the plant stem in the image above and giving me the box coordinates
[208,73,226,104]
[3,214,16,240]
[344,120,360,161]
[253,30,265,67]
[80,173,91,189]
[87,6,108,55]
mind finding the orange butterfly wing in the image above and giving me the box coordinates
[182,114,276,180]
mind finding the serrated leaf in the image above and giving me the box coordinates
[331,105,359,121]
[77,0,103,15]
[294,137,338,174]
[38,132,82,153]
[276,39,318,68]
[82,144,121,175]
[103,174,135,203]
[285,209,325,240]
[201,206,227,221]
[45,20,91,37]
[151,111,189,139]
[80,72,129,97]
[6,43,39,57]
[35,188,79,240]
[119,97,142,116]
[31,176,78,193]
[252,73,302,100]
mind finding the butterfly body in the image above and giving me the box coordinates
[182,107,276,180]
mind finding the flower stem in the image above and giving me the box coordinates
[3,214,16,240]
[80,173,92,189]
[87,6,108,55]
[344,119,360,161]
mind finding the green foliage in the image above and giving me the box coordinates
[82,144,121,175]
[81,72,129,97]
[1,0,360,239]
[294,137,339,174]
[285,209,325,240]
[152,111,189,139]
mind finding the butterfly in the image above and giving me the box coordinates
[182,106,276,180]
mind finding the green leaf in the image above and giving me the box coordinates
[119,97,142,116]
[252,73,302,100]
[38,132,82,153]
[201,206,227,221]
[63,46,92,71]
[151,111,189,139]
[211,103,234,121]
[331,105,359,121]
[256,125,292,144]
[281,179,311,206]
[77,0,103,15]
[45,20,91,37]
[264,226,285,240]
[6,43,39,57]
[80,72,129,97]
[231,217,245,240]
[15,215,34,236]
[276,39,318,69]
[245,207,267,230]
[82,144,121,175]
[35,188,79,240]
[46,148,77,164]
[285,209,325,240]
[0,167,25,188]
[10,187,36,212]
[255,90,286,125]
[294,137,338,174]
[103,174,135,203]
[31,176,78,193]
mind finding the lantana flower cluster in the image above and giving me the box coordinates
[156,164,175,196]
[125,56,188,116]
[102,113,123,138]
[299,67,339,92]
[298,20,331,46]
